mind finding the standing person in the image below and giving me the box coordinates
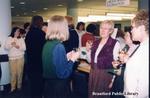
[122,10,149,98]
[88,20,120,98]
[115,29,126,49]
[19,28,28,90]
[25,15,46,98]
[111,32,139,98]
[63,16,79,94]
[76,22,86,47]
[42,15,79,98]
[63,16,79,53]
[5,27,26,92]
[23,22,30,37]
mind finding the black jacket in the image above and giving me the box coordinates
[25,27,46,75]
[63,28,79,53]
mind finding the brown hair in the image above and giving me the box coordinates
[65,16,75,28]
[65,16,73,23]
[131,10,149,33]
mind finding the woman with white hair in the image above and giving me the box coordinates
[42,15,79,98]
[88,20,121,98]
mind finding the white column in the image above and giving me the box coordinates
[0,0,11,89]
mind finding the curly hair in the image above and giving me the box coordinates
[131,10,149,33]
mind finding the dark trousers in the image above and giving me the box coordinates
[111,66,125,98]
[44,78,71,98]
[28,72,44,98]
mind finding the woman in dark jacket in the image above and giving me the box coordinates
[25,15,46,98]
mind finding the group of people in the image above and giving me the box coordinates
[88,10,149,98]
[0,9,148,98]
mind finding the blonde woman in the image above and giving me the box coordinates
[5,27,26,92]
[42,15,79,98]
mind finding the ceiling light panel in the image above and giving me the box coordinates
[77,0,83,2]
[43,8,48,10]
[19,2,25,5]
[57,4,63,7]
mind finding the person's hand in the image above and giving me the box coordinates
[14,45,20,49]
[67,51,73,61]
[112,60,120,69]
[118,51,129,63]
[11,42,16,46]
[70,51,80,62]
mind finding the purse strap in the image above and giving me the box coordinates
[129,44,140,58]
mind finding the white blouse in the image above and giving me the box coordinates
[124,38,149,98]
[5,37,26,60]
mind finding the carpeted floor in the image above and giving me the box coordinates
[0,74,88,98]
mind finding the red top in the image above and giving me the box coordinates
[81,32,95,47]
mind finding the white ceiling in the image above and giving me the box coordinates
[11,0,138,22]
